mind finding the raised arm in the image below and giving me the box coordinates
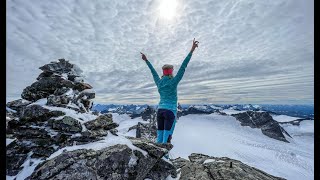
[141,52,160,86]
[173,38,199,85]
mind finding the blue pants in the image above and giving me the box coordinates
[156,109,176,144]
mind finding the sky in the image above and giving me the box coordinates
[6,0,314,105]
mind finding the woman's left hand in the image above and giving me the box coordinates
[191,38,199,52]
[140,52,148,61]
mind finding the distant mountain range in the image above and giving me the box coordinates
[92,103,314,119]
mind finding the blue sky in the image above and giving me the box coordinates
[6,0,314,105]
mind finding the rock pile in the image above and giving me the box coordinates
[6,59,117,177]
[20,59,94,112]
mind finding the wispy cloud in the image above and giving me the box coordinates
[6,0,313,104]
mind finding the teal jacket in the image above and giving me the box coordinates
[146,52,193,117]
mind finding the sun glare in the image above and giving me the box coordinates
[159,0,178,20]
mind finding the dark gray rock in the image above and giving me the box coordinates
[6,99,32,112]
[6,135,55,175]
[39,59,78,75]
[36,71,54,80]
[84,114,118,130]
[78,90,95,100]
[6,141,29,176]
[129,122,157,142]
[171,153,286,180]
[81,129,109,137]
[7,120,24,136]
[6,110,19,133]
[232,111,291,142]
[74,82,92,91]
[67,135,103,146]
[170,157,190,169]
[21,77,75,102]
[141,106,156,121]
[75,99,93,112]
[146,158,177,180]
[180,160,211,179]
[47,94,71,106]
[189,153,211,164]
[52,133,72,145]
[53,87,70,96]
[109,129,119,136]
[51,116,82,133]
[128,137,172,158]
[20,105,65,123]
[31,146,56,158]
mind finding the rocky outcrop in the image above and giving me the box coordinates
[177,104,227,117]
[128,106,157,141]
[171,153,286,180]
[141,106,156,121]
[30,138,175,180]
[232,111,291,142]
[6,59,120,177]
[128,122,157,142]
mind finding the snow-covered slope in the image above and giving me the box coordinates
[271,114,301,122]
[170,113,313,180]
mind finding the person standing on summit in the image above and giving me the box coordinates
[140,38,199,144]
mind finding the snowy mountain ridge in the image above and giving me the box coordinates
[6,60,313,180]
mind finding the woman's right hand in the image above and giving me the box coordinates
[140,52,148,61]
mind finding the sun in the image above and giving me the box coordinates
[159,0,178,20]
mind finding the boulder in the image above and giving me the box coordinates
[145,158,177,180]
[6,99,32,112]
[84,114,118,130]
[47,94,71,106]
[74,82,92,91]
[36,71,54,80]
[6,110,19,133]
[67,135,103,146]
[50,116,82,133]
[19,105,65,123]
[81,129,108,137]
[78,89,95,100]
[128,137,172,158]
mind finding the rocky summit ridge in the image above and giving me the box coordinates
[6,59,286,179]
